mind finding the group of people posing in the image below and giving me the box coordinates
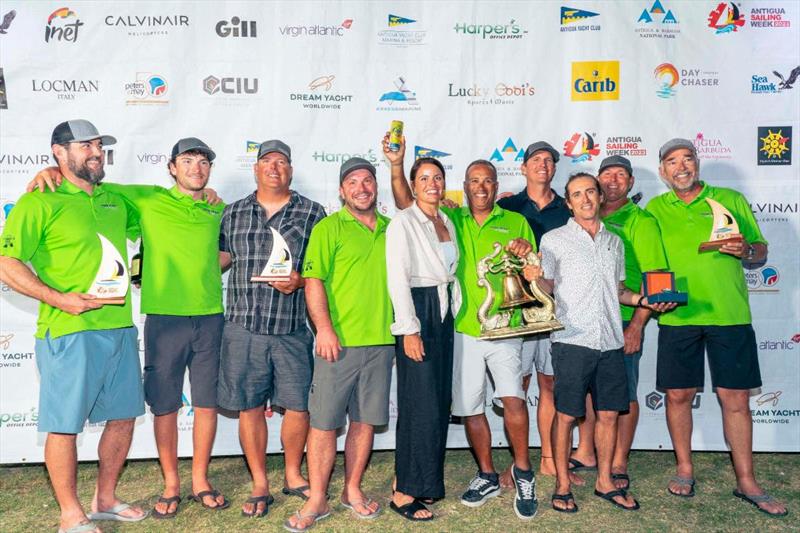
[0,119,789,533]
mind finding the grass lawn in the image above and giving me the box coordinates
[1,448,796,532]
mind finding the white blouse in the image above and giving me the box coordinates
[385,203,461,336]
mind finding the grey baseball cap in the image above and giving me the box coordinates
[171,137,216,162]
[51,119,116,146]
[659,138,697,161]
[257,139,291,162]
[598,155,633,176]
[523,141,560,163]
[339,157,376,184]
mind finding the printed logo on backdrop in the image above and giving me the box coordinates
[0,201,15,230]
[0,68,7,109]
[0,407,37,429]
[605,135,647,157]
[564,132,601,163]
[571,61,619,101]
[746,265,780,293]
[707,2,745,34]
[447,82,535,105]
[693,133,732,160]
[0,152,53,175]
[751,391,799,425]
[415,146,454,171]
[757,127,792,165]
[376,77,420,111]
[202,76,259,106]
[645,391,701,411]
[489,138,524,178]
[45,8,83,43]
[125,73,168,105]
[104,13,189,37]
[453,19,528,40]
[752,66,800,94]
[31,78,99,101]
[750,6,791,28]
[136,152,168,167]
[635,0,679,39]
[0,333,34,370]
[654,64,720,98]
[279,18,352,38]
[312,148,379,166]
[750,199,798,224]
[758,336,796,352]
[290,75,354,111]
[377,14,427,46]
[0,10,15,35]
[216,17,257,38]
[234,141,260,171]
[176,393,194,431]
[560,6,600,32]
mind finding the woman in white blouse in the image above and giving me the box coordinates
[386,157,459,521]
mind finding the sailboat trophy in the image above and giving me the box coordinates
[87,233,129,305]
[251,227,292,282]
[698,198,740,252]
[477,243,563,340]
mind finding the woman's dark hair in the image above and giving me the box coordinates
[409,157,446,182]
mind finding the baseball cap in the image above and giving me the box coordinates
[339,157,376,184]
[51,119,116,146]
[523,141,560,163]
[598,155,633,176]
[257,139,291,162]
[170,137,216,162]
[659,138,697,161]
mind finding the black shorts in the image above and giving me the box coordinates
[656,324,762,390]
[143,313,224,415]
[551,342,629,418]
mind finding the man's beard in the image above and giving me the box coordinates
[69,156,105,185]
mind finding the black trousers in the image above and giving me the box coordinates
[394,286,454,499]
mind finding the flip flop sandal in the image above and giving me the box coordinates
[568,458,597,472]
[341,497,381,519]
[594,488,640,511]
[87,502,149,522]
[551,492,579,513]
[283,510,331,532]
[667,476,696,498]
[58,521,100,533]
[612,473,631,490]
[189,489,230,510]
[241,494,274,518]
[389,499,434,521]
[733,490,789,517]
[152,495,182,519]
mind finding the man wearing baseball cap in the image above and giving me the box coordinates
[569,155,668,490]
[1,120,148,532]
[645,139,787,516]
[497,141,572,485]
[218,139,326,517]
[29,136,229,517]
[285,157,392,531]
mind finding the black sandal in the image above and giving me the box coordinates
[152,495,181,519]
[189,489,230,510]
[241,494,274,518]
[551,492,578,513]
[612,473,631,490]
[390,499,434,521]
[594,488,640,511]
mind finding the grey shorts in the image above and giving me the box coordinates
[309,345,394,430]
[521,333,553,376]
[217,322,314,412]
[144,314,224,415]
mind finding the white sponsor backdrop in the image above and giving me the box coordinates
[0,1,798,463]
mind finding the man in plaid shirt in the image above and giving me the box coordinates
[219,139,326,518]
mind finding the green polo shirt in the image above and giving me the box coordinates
[602,200,669,321]
[103,183,225,316]
[0,180,136,338]
[302,208,393,346]
[646,183,766,326]
[445,205,536,337]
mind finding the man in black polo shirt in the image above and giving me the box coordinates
[497,141,573,484]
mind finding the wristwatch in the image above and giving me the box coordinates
[744,244,756,261]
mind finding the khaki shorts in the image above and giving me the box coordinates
[309,345,394,430]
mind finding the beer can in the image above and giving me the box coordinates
[389,120,404,152]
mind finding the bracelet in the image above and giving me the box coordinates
[636,295,646,307]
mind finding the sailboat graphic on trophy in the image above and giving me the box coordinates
[698,198,740,252]
[251,227,292,282]
[88,233,129,304]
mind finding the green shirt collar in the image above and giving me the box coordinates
[168,185,223,211]
[339,206,389,232]
[666,181,710,206]
[58,178,107,198]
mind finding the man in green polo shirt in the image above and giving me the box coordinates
[384,133,539,520]
[646,138,786,517]
[284,158,392,532]
[0,120,147,533]
[29,138,228,518]
[569,155,668,490]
